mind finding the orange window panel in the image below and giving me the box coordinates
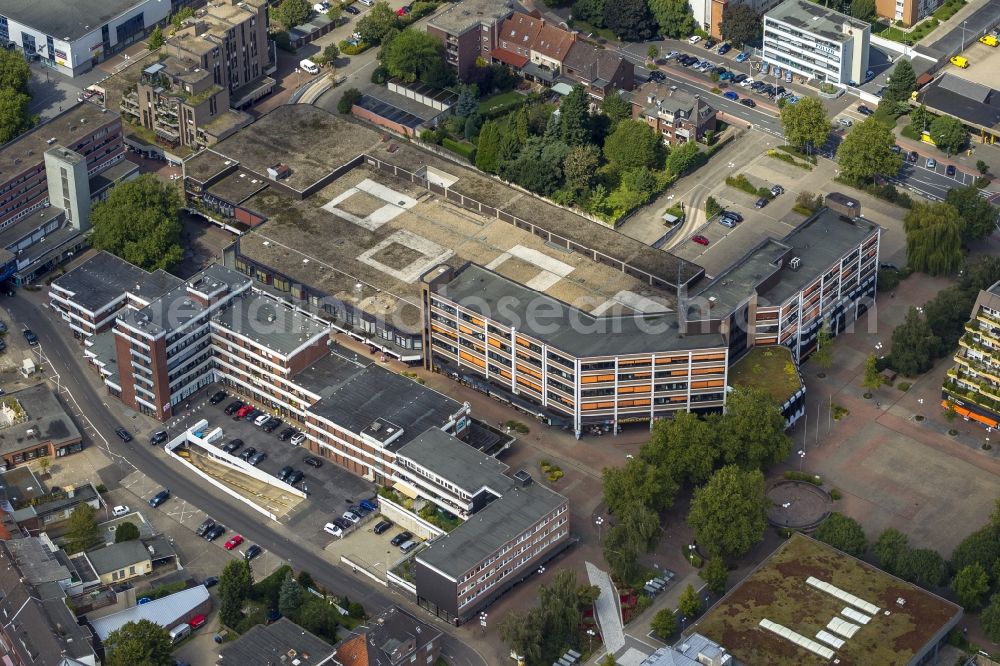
[517,377,541,391]
[516,364,542,379]
[670,396,686,402]
[516,337,533,348]
[692,367,723,375]
[655,357,685,365]
[459,351,485,368]
[581,401,615,410]
[499,370,512,379]
[488,338,502,348]
[471,316,484,326]
[670,370,688,376]
[693,353,726,362]
[691,379,724,389]
[619,399,651,407]
[620,358,651,366]
[581,374,614,384]
[618,386,650,394]
[458,324,475,335]
[757,337,778,345]
[431,325,457,339]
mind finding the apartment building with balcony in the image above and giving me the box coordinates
[405,429,569,624]
[942,281,1000,429]
[632,82,718,145]
[763,0,870,85]
[875,0,941,26]
[426,0,516,78]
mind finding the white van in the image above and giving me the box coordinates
[169,623,191,644]
[399,540,418,553]
[299,59,320,75]
[358,0,374,5]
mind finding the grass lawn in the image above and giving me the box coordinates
[568,19,617,42]
[478,90,526,117]
[729,346,802,405]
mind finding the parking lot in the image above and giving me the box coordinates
[324,517,422,581]
[944,33,1000,88]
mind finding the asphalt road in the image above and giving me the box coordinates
[891,155,982,200]
[925,0,1000,56]
[4,291,485,666]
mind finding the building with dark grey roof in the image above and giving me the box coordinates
[333,606,441,666]
[0,383,83,470]
[218,617,335,666]
[763,0,870,84]
[83,540,152,584]
[3,0,172,77]
[918,73,1000,141]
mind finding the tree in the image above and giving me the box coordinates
[780,97,830,153]
[603,501,660,580]
[601,90,632,126]
[903,201,962,276]
[500,570,586,665]
[862,353,882,392]
[0,89,32,145]
[356,1,399,44]
[895,547,948,587]
[326,5,342,23]
[837,117,902,183]
[296,570,315,590]
[316,43,340,66]
[706,196,723,218]
[647,45,659,60]
[602,456,678,516]
[219,560,253,627]
[850,0,876,20]
[464,113,482,141]
[649,0,696,39]
[720,4,762,48]
[813,513,868,557]
[929,115,966,155]
[889,308,939,375]
[559,85,592,146]
[499,609,544,664]
[337,88,362,114]
[650,608,677,639]
[90,175,183,272]
[717,386,791,470]
[562,145,601,199]
[171,7,195,29]
[604,0,655,41]
[952,563,990,610]
[700,558,728,595]
[883,59,916,105]
[951,523,1000,576]
[297,597,340,639]
[812,321,833,372]
[273,0,311,30]
[678,584,701,619]
[983,594,1000,643]
[454,84,479,118]
[873,528,909,573]
[644,411,717,486]
[65,504,100,554]
[604,120,661,171]
[977,159,989,175]
[278,573,303,617]
[665,141,703,176]
[115,521,140,543]
[382,29,445,84]
[573,0,606,26]
[945,185,996,242]
[147,25,164,50]
[688,466,769,559]
[104,620,172,666]
[475,120,504,173]
[0,50,31,95]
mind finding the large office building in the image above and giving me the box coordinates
[425,0,516,78]
[763,0,871,85]
[0,0,189,77]
[942,279,1000,428]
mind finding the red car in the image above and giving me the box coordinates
[235,405,254,418]
[691,235,710,246]
[188,614,207,630]
[224,535,244,550]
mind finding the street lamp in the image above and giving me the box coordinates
[688,543,696,564]
[595,516,604,542]
[586,628,596,654]
[798,449,805,471]
[537,566,546,575]
[479,611,488,633]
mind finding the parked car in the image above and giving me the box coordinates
[239,447,258,461]
[205,525,226,541]
[303,456,323,468]
[949,55,969,68]
[252,411,269,426]
[865,69,875,81]
[324,522,344,538]
[719,71,734,81]
[755,197,769,208]
[342,511,360,524]
[908,150,919,163]
[332,517,351,530]
[946,164,956,176]
[735,51,750,62]
[980,34,999,47]
[225,401,244,415]
[150,430,168,445]
[360,498,378,512]
[374,520,393,534]
[245,545,263,561]
[115,427,132,442]
[691,234,710,246]
[665,50,680,60]
[23,329,37,345]
[857,105,874,116]
[222,439,243,454]
[719,217,737,228]
[649,70,666,82]
[926,157,937,169]
[770,185,784,196]
[740,98,756,107]
[344,4,359,13]
[722,90,739,101]
[288,470,304,485]
[350,504,369,517]
[209,391,227,404]
[235,405,254,418]
[838,117,853,127]
[224,535,244,550]
[704,38,716,49]
[723,211,743,223]
[196,518,216,536]
[279,427,296,441]
[732,73,747,83]
[688,35,701,44]
[262,417,281,433]
[718,43,731,55]
[278,466,294,482]
[390,531,413,546]
[399,540,418,553]
[112,505,130,517]
[290,432,307,446]
[248,451,267,466]
[189,615,207,630]
[149,489,170,508]
[203,576,219,588]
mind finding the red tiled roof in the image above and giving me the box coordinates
[333,634,368,666]
[491,48,529,68]
[498,12,543,51]
[532,24,575,61]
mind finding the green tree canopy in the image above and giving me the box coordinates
[105,620,172,666]
[604,0,655,41]
[700,558,728,595]
[356,1,399,44]
[945,184,996,242]
[296,597,340,640]
[602,456,678,516]
[813,512,868,557]
[650,608,677,639]
[850,0,876,20]
[337,88,362,114]
[115,521,141,543]
[498,569,587,665]
[0,49,31,95]
[883,59,916,105]
[603,501,660,581]
[888,307,939,375]
[381,29,446,84]
[780,97,830,152]
[273,0,311,30]
[278,573,303,618]
[665,141,704,176]
[90,174,183,271]
[603,119,662,171]
[0,88,32,145]
[720,3,763,47]
[929,115,966,155]
[147,25,164,50]
[717,386,791,469]
[812,321,834,371]
[644,410,717,486]
[873,528,909,573]
[982,594,1000,643]
[454,84,479,118]
[316,43,340,66]
[952,563,990,610]
[688,465,769,559]
[601,90,632,126]
[573,0,606,26]
[649,0,696,38]
[862,353,882,391]
[65,504,100,554]
[836,117,902,183]
[678,583,701,618]
[562,145,601,199]
[903,201,963,276]
[559,85,592,146]
[219,560,253,627]
[895,547,948,587]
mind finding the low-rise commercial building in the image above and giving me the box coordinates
[11,483,101,536]
[218,617,336,666]
[333,606,442,666]
[90,585,211,641]
[632,82,718,145]
[942,279,1000,428]
[763,0,870,85]
[0,383,83,470]
[84,540,152,584]
[916,73,1000,145]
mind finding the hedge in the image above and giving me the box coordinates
[442,137,476,162]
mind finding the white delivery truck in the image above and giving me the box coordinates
[300,59,320,74]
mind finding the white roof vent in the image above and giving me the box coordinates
[789,257,802,270]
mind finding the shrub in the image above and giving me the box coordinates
[441,138,475,162]
[370,65,389,84]
[725,173,758,195]
[784,470,822,485]
[897,381,911,391]
[337,88,362,114]
[705,196,723,218]
[757,186,774,200]
[830,488,843,500]
[338,40,369,55]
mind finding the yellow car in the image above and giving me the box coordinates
[950,55,970,68]
[980,34,999,47]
